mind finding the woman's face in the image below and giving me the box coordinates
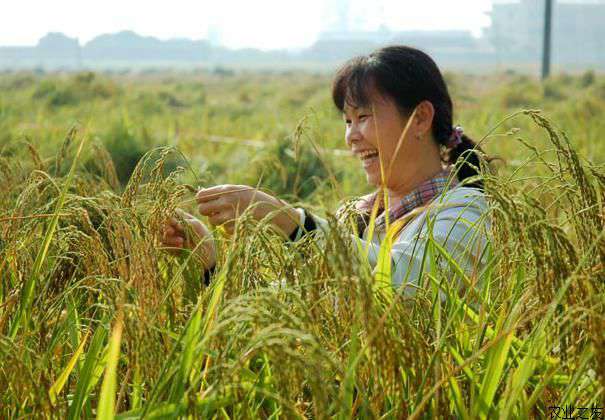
[342,88,421,189]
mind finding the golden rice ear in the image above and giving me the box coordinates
[335,197,373,238]
[183,183,197,193]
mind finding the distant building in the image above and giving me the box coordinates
[389,30,477,53]
[310,27,479,64]
[485,0,605,63]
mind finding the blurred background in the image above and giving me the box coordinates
[1,0,604,74]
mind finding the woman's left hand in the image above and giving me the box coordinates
[196,184,300,236]
[160,209,217,270]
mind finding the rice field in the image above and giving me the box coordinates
[0,69,604,418]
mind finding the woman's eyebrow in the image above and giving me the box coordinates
[343,105,363,114]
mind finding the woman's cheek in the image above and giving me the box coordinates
[366,119,380,145]
[344,126,353,147]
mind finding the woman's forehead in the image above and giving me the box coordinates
[342,102,367,113]
[343,89,392,113]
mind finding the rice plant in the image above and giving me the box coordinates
[0,72,604,418]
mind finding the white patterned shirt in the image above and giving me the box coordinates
[295,185,491,296]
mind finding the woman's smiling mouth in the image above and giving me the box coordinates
[356,149,380,168]
[358,149,379,160]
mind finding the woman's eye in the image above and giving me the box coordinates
[359,114,370,120]
[344,119,352,125]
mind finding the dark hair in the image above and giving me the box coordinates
[332,45,492,189]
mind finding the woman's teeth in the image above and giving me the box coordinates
[360,150,379,160]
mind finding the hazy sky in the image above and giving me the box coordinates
[1,0,493,50]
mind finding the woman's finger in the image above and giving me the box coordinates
[197,196,229,216]
[161,235,184,248]
[167,217,185,233]
[163,225,175,237]
[208,211,234,227]
[196,185,230,203]
[196,185,252,203]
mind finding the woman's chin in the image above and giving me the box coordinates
[365,171,382,187]
[363,158,385,187]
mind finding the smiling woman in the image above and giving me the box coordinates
[161,45,495,294]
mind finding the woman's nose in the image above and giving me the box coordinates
[345,124,361,148]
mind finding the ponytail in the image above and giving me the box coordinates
[447,134,491,190]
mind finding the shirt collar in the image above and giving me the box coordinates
[357,166,458,228]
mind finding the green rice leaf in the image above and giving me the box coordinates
[49,330,90,406]
[96,314,123,420]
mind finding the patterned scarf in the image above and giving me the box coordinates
[350,167,459,235]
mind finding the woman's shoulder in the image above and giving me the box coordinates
[436,186,489,210]
[421,186,490,227]
[403,186,491,244]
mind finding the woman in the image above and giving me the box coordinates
[162,45,492,293]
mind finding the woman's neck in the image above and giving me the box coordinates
[385,160,444,205]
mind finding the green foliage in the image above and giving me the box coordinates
[579,70,596,88]
[247,132,336,200]
[498,80,542,108]
[32,72,119,107]
[543,79,567,101]
[102,118,150,185]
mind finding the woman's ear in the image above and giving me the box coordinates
[414,100,435,137]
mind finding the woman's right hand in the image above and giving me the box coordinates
[161,209,217,270]
[195,184,300,237]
